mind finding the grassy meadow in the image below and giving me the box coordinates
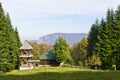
[0,66,120,80]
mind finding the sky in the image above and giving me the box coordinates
[1,0,120,41]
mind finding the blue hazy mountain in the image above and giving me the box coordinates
[39,33,88,45]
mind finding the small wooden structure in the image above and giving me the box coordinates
[40,50,59,66]
[19,41,34,70]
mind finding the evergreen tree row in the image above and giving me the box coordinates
[87,5,120,70]
[0,3,21,72]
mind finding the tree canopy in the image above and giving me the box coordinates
[52,36,72,66]
[70,38,88,65]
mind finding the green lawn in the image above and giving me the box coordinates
[0,66,120,80]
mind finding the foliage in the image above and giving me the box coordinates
[78,61,84,66]
[28,42,52,60]
[39,43,52,56]
[0,3,21,72]
[14,27,21,48]
[70,38,88,65]
[52,36,73,65]
[28,42,41,59]
[87,19,100,57]
[88,54,102,70]
[87,6,120,70]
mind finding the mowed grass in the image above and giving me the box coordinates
[0,66,120,80]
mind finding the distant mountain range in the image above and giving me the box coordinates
[39,33,88,45]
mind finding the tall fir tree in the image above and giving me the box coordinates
[14,27,21,48]
[14,27,21,69]
[0,2,10,72]
[6,14,21,69]
[87,19,100,57]
[95,9,115,69]
[87,7,120,70]
[114,5,120,69]
[5,13,17,71]
[0,3,21,72]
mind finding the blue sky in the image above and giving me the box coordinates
[1,0,120,41]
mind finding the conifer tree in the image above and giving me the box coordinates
[14,27,21,48]
[5,13,18,71]
[87,7,120,70]
[114,5,120,69]
[0,3,21,72]
[87,19,100,57]
[0,2,10,72]
[14,27,21,69]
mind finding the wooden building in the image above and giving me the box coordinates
[40,50,60,66]
[19,41,34,70]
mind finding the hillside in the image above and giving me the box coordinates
[39,33,88,45]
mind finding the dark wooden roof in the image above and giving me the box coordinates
[40,50,56,60]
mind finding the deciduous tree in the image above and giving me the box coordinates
[52,36,72,66]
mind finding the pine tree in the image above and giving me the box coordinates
[14,27,22,69]
[114,5,120,69]
[88,7,120,70]
[92,9,116,69]
[0,2,10,72]
[5,13,18,71]
[0,3,21,72]
[87,19,100,57]
[14,27,21,48]
[100,9,115,69]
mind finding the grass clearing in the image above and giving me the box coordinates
[0,66,120,80]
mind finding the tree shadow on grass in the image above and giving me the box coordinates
[0,71,120,80]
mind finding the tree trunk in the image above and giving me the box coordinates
[95,65,97,70]
[60,62,64,66]
[114,66,116,71]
